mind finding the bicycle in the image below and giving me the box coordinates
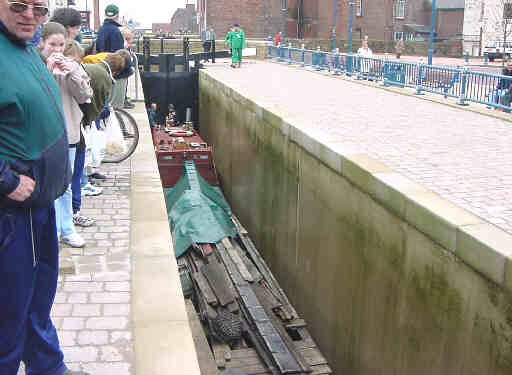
[102,108,140,163]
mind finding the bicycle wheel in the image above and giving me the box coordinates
[103,108,140,163]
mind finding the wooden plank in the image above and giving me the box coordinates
[238,234,298,318]
[254,284,282,311]
[227,363,272,374]
[193,270,218,306]
[293,339,316,351]
[231,214,248,234]
[230,348,260,360]
[310,364,332,374]
[212,342,230,369]
[202,262,236,306]
[234,242,263,283]
[221,237,254,283]
[185,300,220,375]
[298,347,328,366]
[252,284,312,374]
[217,243,302,374]
[286,319,307,330]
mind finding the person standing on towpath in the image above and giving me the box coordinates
[0,0,89,374]
[225,23,245,68]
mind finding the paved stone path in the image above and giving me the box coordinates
[207,60,512,234]
[19,161,134,375]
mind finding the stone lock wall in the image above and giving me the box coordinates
[198,70,512,375]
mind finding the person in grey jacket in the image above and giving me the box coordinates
[41,23,93,248]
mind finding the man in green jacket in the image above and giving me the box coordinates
[0,1,88,374]
[225,23,245,68]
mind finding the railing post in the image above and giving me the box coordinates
[160,38,164,53]
[346,53,353,76]
[183,37,190,72]
[301,44,305,67]
[278,43,283,62]
[334,48,340,75]
[143,37,150,72]
[211,39,216,63]
[415,62,424,95]
[288,43,292,64]
[315,46,322,70]
[457,67,469,106]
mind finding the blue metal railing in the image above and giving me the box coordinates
[267,45,512,110]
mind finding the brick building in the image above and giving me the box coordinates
[195,0,462,41]
[170,3,198,34]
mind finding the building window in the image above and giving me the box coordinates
[393,31,404,40]
[356,0,362,16]
[394,0,406,19]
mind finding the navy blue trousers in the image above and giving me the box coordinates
[0,205,66,375]
[72,147,85,214]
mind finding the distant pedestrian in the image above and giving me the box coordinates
[274,31,282,46]
[96,4,123,53]
[395,38,404,59]
[201,26,213,62]
[226,23,245,68]
[147,103,158,127]
[357,40,373,75]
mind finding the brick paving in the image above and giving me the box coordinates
[207,60,512,234]
[19,160,134,375]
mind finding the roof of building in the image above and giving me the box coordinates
[436,0,465,10]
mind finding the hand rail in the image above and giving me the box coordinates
[267,45,512,111]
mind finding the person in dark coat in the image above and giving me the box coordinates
[96,4,124,53]
[491,60,512,107]
[0,1,87,374]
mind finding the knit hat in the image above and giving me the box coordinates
[233,24,240,27]
[105,4,119,17]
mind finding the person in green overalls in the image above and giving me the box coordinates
[225,24,245,68]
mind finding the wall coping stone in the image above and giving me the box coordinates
[130,102,201,374]
[200,69,512,293]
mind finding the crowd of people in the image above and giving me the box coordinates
[0,1,135,374]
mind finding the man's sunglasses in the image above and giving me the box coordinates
[8,2,49,17]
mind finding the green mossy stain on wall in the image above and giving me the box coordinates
[411,264,463,332]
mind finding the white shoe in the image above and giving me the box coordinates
[81,183,103,196]
[61,232,85,248]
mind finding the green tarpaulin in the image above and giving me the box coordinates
[164,160,237,257]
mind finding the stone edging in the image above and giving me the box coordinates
[130,107,202,374]
[200,70,512,293]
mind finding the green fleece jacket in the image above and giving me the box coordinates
[81,61,115,124]
[0,22,70,206]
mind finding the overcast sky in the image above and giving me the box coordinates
[73,0,195,27]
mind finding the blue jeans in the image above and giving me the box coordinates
[0,205,67,375]
[54,147,76,237]
[72,147,86,214]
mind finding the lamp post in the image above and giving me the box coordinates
[428,0,437,65]
[281,0,287,44]
[331,0,338,51]
[348,0,354,55]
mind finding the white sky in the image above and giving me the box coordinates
[73,0,195,28]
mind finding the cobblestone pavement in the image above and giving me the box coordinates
[19,160,134,375]
[207,60,512,234]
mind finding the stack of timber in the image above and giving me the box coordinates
[181,220,332,375]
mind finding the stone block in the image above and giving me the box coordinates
[405,192,483,252]
[86,317,129,330]
[134,321,200,375]
[456,223,512,287]
[132,256,187,323]
[77,330,109,346]
[61,346,98,363]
